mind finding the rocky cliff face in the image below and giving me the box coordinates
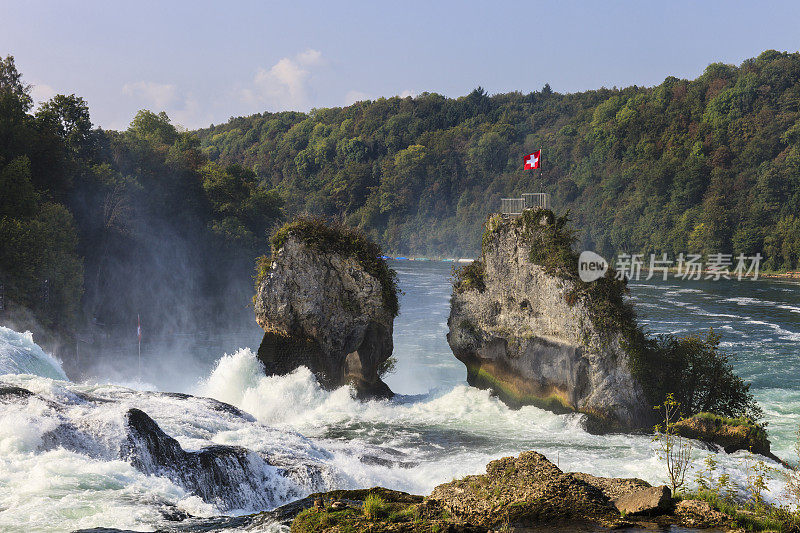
[447,211,650,431]
[254,225,396,399]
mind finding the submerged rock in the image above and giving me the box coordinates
[122,408,283,511]
[447,210,650,431]
[254,218,398,399]
[1,380,328,514]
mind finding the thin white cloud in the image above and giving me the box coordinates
[123,81,178,109]
[344,90,371,106]
[399,89,416,98]
[120,81,214,130]
[296,48,323,67]
[30,82,56,105]
[169,93,212,131]
[240,49,324,111]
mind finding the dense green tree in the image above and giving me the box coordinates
[3,50,800,336]
[200,162,283,251]
[0,56,85,327]
[634,330,763,421]
[0,56,284,332]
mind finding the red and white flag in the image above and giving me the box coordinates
[524,150,541,170]
[137,314,141,341]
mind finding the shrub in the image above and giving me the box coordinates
[452,260,486,293]
[652,393,693,493]
[377,355,397,378]
[631,329,763,423]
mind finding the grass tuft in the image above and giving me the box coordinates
[363,493,388,520]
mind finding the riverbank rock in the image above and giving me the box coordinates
[254,217,399,399]
[427,451,618,528]
[447,210,650,431]
[569,472,652,500]
[674,500,731,529]
[675,413,778,461]
[288,487,486,532]
[612,485,672,516]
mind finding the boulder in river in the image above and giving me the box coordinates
[448,210,650,431]
[254,217,399,399]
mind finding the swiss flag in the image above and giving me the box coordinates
[524,150,541,170]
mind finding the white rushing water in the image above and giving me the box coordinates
[0,326,67,380]
[1,264,798,532]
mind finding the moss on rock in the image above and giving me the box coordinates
[675,412,774,459]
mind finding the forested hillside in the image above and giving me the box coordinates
[198,50,800,269]
[3,50,800,335]
[0,56,282,332]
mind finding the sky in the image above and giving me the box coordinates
[2,0,800,131]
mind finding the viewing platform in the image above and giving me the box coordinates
[500,193,551,215]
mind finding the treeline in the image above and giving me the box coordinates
[0,56,282,331]
[198,50,800,269]
[4,50,800,331]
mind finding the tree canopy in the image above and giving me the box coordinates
[0,55,283,332]
[3,50,800,335]
[198,50,800,270]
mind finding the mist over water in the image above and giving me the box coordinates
[1,261,799,532]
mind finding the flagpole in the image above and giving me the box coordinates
[137,314,141,380]
[540,149,543,182]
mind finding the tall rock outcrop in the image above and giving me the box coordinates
[254,217,399,399]
[447,210,650,431]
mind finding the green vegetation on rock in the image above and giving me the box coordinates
[289,488,465,533]
[675,411,771,457]
[452,260,485,294]
[685,454,798,532]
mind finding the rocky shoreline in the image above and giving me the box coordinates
[281,451,741,532]
[95,450,745,533]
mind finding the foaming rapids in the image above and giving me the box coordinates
[0,316,797,531]
[198,349,793,501]
[0,325,67,380]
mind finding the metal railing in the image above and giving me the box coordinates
[523,193,550,210]
[501,193,550,215]
[500,198,526,215]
